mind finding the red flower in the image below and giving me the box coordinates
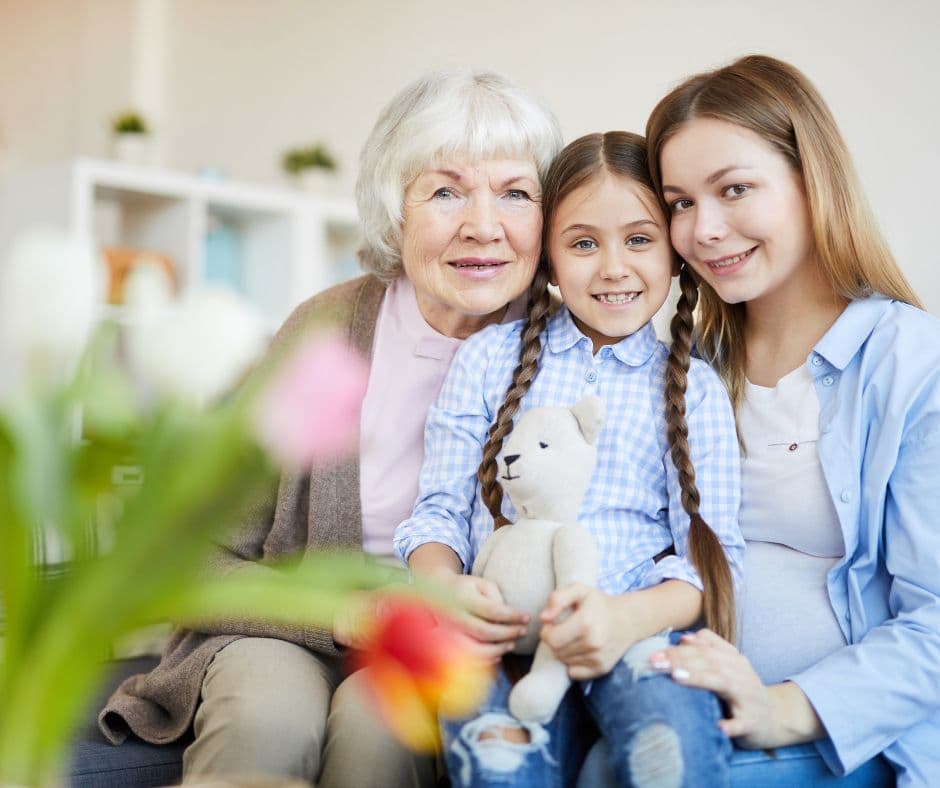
[352,598,493,751]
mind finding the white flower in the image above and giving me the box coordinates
[125,271,268,408]
[0,227,103,398]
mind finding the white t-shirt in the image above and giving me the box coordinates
[737,364,847,685]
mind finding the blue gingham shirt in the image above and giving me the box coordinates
[394,306,743,597]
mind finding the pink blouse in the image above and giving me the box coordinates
[359,276,525,555]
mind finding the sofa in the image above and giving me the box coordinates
[68,656,186,787]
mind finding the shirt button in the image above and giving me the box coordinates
[822,375,835,386]
[812,355,823,367]
[586,370,598,383]
[840,489,851,503]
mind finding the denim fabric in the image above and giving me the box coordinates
[584,635,730,788]
[442,665,594,788]
[578,739,895,788]
[442,634,730,788]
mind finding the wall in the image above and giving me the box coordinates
[2,0,939,311]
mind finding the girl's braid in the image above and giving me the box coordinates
[477,266,552,528]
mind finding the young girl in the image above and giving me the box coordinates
[582,55,940,788]
[395,132,744,788]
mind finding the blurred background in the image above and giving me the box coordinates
[2,0,939,322]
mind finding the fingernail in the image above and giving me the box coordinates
[649,652,670,670]
[672,668,690,681]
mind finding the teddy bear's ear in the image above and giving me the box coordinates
[570,396,605,445]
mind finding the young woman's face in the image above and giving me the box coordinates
[660,118,815,311]
[548,171,673,353]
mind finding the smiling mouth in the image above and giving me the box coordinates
[450,259,507,271]
[706,247,757,269]
[593,292,640,304]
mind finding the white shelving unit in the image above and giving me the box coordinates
[0,158,361,330]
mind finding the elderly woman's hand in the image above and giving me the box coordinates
[648,629,824,749]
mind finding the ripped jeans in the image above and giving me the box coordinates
[442,632,731,788]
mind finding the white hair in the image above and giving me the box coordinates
[355,69,563,280]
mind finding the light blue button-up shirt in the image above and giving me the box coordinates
[394,306,743,599]
[787,296,940,786]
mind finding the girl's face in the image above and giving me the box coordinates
[659,118,815,312]
[548,170,673,353]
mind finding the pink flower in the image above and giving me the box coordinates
[255,333,369,468]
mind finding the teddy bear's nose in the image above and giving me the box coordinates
[503,454,520,467]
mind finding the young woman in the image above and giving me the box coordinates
[581,55,940,788]
[395,131,744,787]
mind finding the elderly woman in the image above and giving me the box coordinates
[98,69,561,787]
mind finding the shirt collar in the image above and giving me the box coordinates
[814,295,890,371]
[396,278,531,361]
[546,306,660,367]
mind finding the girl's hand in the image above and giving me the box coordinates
[539,583,635,679]
[410,545,529,663]
[648,629,822,748]
[446,573,530,662]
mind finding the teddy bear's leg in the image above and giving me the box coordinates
[508,640,571,724]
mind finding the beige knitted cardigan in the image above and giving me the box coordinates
[99,274,387,746]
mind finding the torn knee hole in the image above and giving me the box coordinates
[478,725,531,744]
[456,713,548,752]
[627,722,683,788]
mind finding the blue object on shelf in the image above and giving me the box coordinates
[204,218,244,293]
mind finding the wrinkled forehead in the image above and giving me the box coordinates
[406,146,539,189]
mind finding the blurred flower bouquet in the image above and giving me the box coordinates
[0,230,490,785]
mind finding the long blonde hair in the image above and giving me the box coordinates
[646,54,922,409]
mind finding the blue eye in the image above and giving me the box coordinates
[670,198,693,213]
[506,189,531,201]
[573,238,597,250]
[433,187,456,199]
[626,235,651,247]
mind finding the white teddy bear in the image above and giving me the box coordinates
[472,396,604,723]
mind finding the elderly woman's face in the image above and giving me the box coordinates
[400,157,542,338]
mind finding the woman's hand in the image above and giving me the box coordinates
[648,629,823,748]
[539,584,635,679]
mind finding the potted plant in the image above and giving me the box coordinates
[110,110,151,165]
[281,142,338,195]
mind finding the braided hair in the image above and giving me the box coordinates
[477,131,735,640]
